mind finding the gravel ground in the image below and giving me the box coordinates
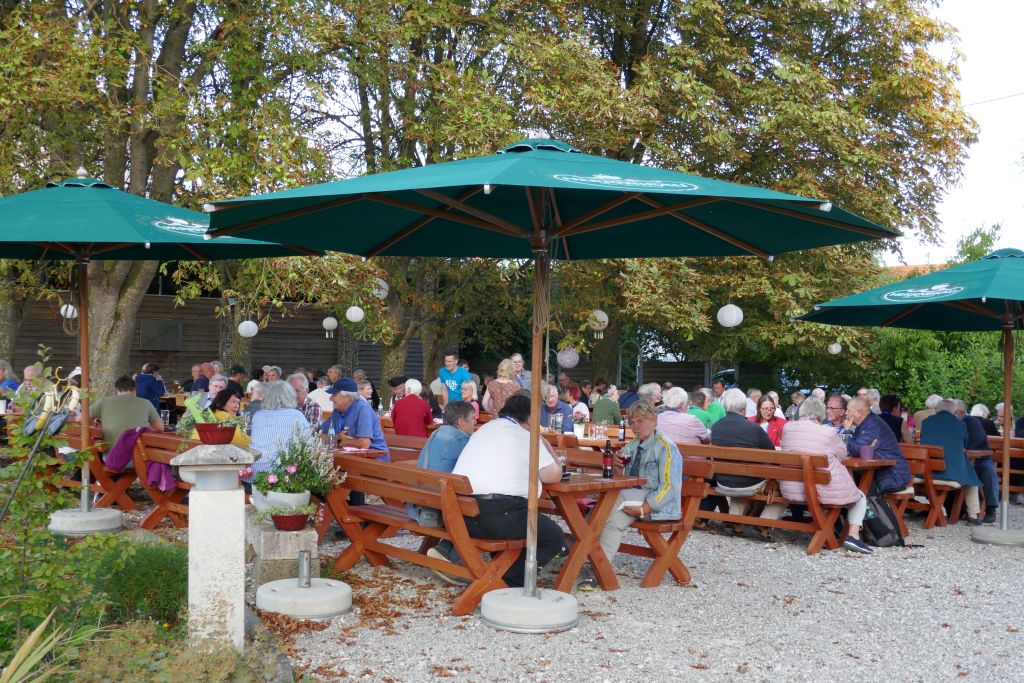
[123,494,1024,682]
[269,508,1024,682]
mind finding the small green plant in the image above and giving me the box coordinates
[91,542,188,626]
[253,503,319,523]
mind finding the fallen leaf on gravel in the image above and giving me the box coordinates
[1008,626,1020,633]
[690,663,710,670]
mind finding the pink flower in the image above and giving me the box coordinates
[267,474,278,484]
[285,464,297,474]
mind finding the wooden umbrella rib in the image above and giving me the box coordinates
[366,194,522,238]
[364,187,484,257]
[178,243,211,262]
[880,304,922,327]
[526,187,541,233]
[940,300,1003,319]
[729,198,897,239]
[554,192,642,235]
[414,188,520,233]
[635,196,770,259]
[558,196,721,238]
[207,195,367,238]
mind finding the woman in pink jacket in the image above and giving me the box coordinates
[779,397,872,554]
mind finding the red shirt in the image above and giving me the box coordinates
[391,394,433,437]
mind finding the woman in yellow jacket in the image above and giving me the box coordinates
[191,388,250,447]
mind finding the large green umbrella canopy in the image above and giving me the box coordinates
[0,172,320,512]
[206,138,899,603]
[800,248,1024,533]
[207,139,897,258]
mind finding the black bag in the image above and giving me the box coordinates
[861,482,905,548]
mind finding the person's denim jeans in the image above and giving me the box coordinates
[974,456,999,508]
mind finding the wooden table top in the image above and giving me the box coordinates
[332,448,389,460]
[544,471,646,494]
[843,458,896,471]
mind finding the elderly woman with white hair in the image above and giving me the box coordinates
[391,378,433,437]
[657,387,709,445]
[920,398,984,524]
[780,397,873,554]
[245,380,311,489]
[592,384,622,425]
[971,403,999,437]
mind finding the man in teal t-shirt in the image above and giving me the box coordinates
[438,352,471,403]
[687,388,712,428]
[696,386,726,425]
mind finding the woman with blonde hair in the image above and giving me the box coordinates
[482,358,518,417]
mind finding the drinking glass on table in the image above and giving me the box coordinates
[160,409,170,427]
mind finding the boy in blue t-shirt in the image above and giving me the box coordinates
[438,352,471,403]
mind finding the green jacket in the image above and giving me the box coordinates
[592,396,621,425]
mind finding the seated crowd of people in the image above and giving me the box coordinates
[5,351,1021,589]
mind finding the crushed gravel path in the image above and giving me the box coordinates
[247,507,1024,682]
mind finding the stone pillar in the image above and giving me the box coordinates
[171,444,256,651]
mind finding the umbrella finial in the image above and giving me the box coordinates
[76,167,88,179]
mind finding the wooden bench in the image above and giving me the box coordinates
[552,447,712,587]
[989,436,1024,497]
[325,454,525,616]
[133,432,198,529]
[884,446,928,537]
[680,444,842,555]
[383,432,426,462]
[60,423,139,511]
[905,443,967,528]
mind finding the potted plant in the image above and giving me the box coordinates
[246,427,345,512]
[255,503,319,531]
[573,414,587,439]
[175,394,245,446]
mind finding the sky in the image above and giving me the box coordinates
[886,0,1024,265]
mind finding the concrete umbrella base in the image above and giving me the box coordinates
[48,508,123,536]
[256,578,352,620]
[480,588,579,634]
[971,526,1024,547]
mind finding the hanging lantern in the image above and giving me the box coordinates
[59,304,79,319]
[588,309,609,340]
[373,278,389,300]
[237,320,258,338]
[345,305,365,323]
[716,303,744,328]
[322,316,338,339]
[828,342,842,355]
[556,347,580,369]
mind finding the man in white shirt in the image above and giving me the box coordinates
[452,393,565,587]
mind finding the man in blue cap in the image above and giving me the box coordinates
[321,377,390,459]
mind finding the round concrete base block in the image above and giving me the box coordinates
[48,508,123,536]
[480,588,579,634]
[256,579,352,620]
[971,526,1024,547]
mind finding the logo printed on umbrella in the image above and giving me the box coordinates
[882,283,965,302]
[552,173,699,192]
[152,216,208,235]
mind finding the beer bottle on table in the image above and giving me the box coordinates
[602,439,614,478]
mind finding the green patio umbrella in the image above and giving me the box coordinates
[800,248,1024,539]
[206,138,899,620]
[0,171,321,513]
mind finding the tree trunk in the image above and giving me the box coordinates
[219,299,252,370]
[88,260,158,398]
[590,319,622,385]
[335,325,358,375]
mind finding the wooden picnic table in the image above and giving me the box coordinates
[843,458,896,494]
[965,449,994,460]
[544,471,646,593]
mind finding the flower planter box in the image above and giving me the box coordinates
[271,513,309,531]
[195,423,236,444]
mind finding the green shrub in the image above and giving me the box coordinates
[92,543,188,626]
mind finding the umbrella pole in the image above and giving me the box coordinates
[79,260,92,513]
[1000,318,1013,531]
[523,246,550,598]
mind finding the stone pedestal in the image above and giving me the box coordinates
[188,488,246,649]
[245,507,320,585]
[171,444,256,652]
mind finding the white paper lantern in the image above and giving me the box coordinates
[556,347,580,369]
[373,278,389,300]
[716,303,744,328]
[345,305,365,323]
[828,342,842,355]
[237,320,258,338]
[588,309,609,339]
[59,304,79,319]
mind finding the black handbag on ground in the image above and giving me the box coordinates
[861,481,905,548]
